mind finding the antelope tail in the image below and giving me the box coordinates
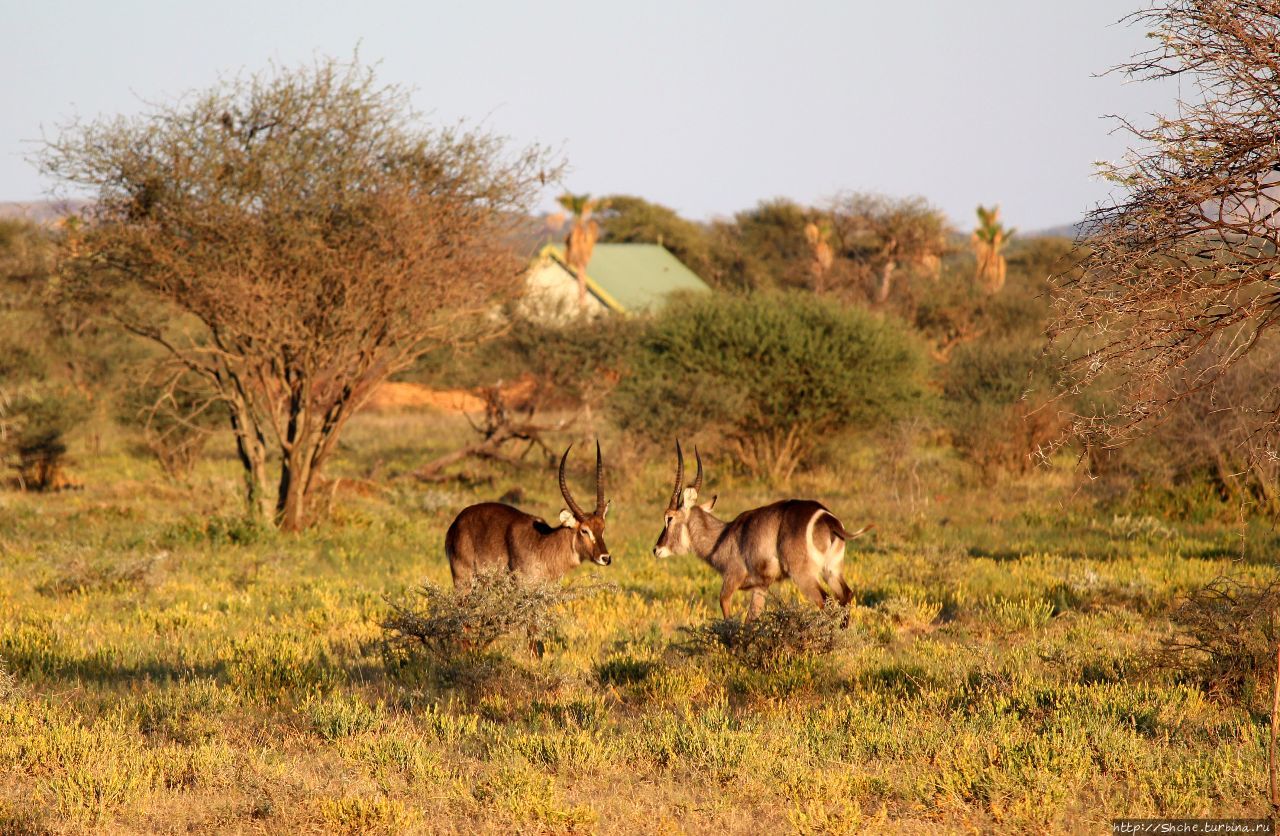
[827,516,874,541]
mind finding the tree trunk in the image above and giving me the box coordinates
[277,461,309,531]
[227,400,271,522]
[874,260,896,304]
[275,389,361,531]
[975,242,1007,294]
[1271,643,1280,810]
[565,218,598,312]
[276,380,313,532]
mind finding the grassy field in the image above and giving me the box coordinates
[0,410,1276,833]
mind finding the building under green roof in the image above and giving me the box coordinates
[534,242,710,315]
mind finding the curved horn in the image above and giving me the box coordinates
[690,446,704,493]
[559,445,587,520]
[594,439,606,515]
[668,440,685,510]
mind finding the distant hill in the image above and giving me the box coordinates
[2,199,1093,244]
[0,199,88,224]
[1028,221,1087,240]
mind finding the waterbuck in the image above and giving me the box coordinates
[446,442,612,591]
[652,443,871,620]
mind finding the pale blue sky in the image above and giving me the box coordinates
[1,0,1172,229]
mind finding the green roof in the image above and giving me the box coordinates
[543,243,710,313]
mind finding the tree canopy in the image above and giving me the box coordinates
[41,58,555,528]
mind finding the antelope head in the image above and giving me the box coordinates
[558,441,612,566]
[652,441,716,558]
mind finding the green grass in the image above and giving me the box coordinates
[0,410,1275,832]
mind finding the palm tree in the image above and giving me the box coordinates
[803,219,834,294]
[973,205,1014,294]
[557,193,608,311]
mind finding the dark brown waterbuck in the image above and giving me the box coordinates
[652,443,871,619]
[446,442,612,590]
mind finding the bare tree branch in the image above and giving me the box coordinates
[1050,1,1280,467]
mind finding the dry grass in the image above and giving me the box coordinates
[0,412,1277,832]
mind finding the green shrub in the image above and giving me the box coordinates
[161,514,268,547]
[503,316,639,410]
[613,292,926,479]
[0,385,90,490]
[411,315,638,411]
[302,694,383,740]
[943,337,1059,475]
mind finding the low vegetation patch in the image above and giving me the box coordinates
[676,597,849,670]
[301,693,384,740]
[382,569,595,660]
[381,571,612,701]
[38,552,164,597]
[0,655,15,700]
[1160,573,1280,713]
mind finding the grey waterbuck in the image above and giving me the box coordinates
[652,443,871,619]
[446,442,612,590]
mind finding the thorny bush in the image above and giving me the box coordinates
[676,597,849,670]
[381,569,602,662]
[1159,573,1280,713]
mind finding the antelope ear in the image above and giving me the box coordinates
[699,495,718,512]
[558,509,579,528]
[681,487,699,508]
[603,500,612,518]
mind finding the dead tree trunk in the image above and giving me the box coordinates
[412,388,565,482]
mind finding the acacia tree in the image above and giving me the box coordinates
[826,193,949,304]
[596,194,722,284]
[727,199,816,291]
[1050,2,1280,458]
[42,59,553,529]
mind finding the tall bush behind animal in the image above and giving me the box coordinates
[613,293,926,479]
[943,337,1059,476]
[513,318,637,407]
